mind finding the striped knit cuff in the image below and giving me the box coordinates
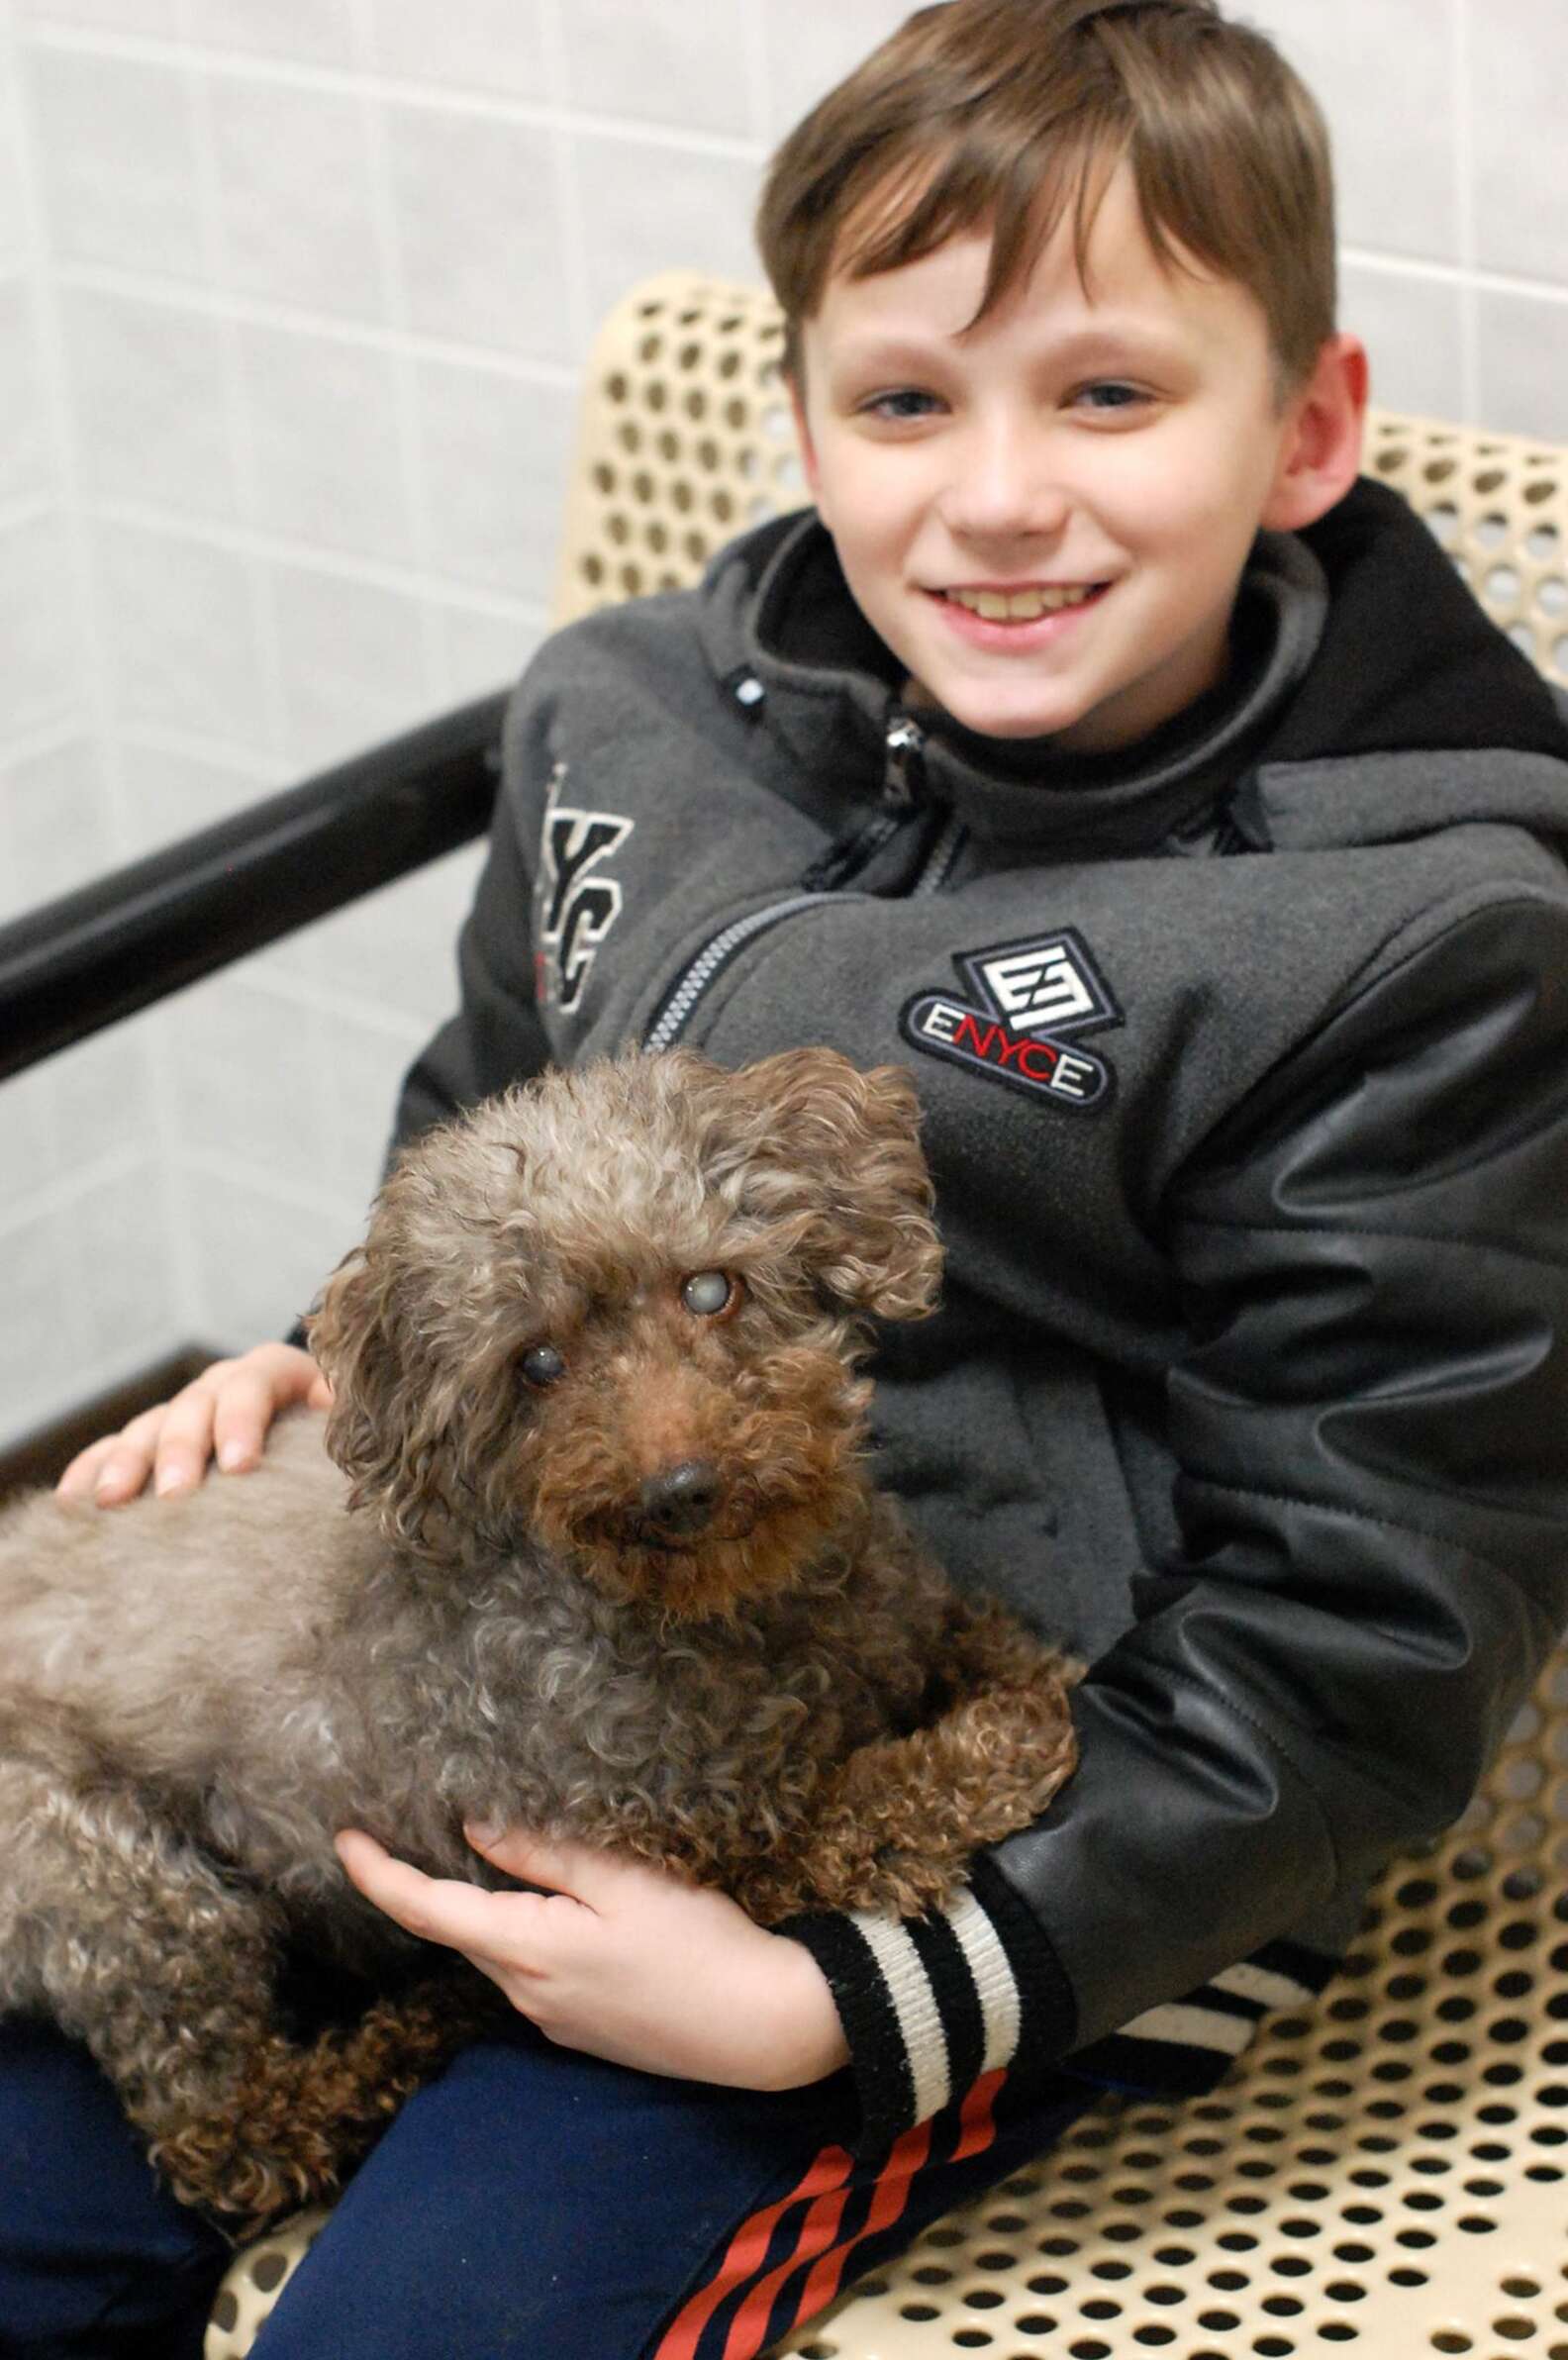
[780,1859,1077,2152]
[1060,1936,1339,2097]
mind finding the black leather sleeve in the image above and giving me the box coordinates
[988,894,1568,2054]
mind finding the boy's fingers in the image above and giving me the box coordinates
[336,1830,541,1957]
[464,1823,591,1894]
[209,1364,289,1472]
[148,1384,225,1496]
[58,1404,173,1503]
[464,1824,665,1913]
[54,1347,329,1505]
[56,1434,130,1501]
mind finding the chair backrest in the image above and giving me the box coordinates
[550,269,1568,700]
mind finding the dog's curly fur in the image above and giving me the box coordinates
[0,1048,1078,2238]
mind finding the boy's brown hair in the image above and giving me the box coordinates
[755,0,1335,400]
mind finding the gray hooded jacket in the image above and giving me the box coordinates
[397,478,1568,2145]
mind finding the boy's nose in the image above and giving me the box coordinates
[939,421,1071,545]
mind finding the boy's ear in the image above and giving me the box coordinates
[1261,332,1370,535]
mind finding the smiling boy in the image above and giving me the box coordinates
[787,172,1363,754]
[23,3,1568,2356]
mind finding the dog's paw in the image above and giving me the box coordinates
[150,2114,343,2237]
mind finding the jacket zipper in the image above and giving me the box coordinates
[642,712,963,1051]
[642,891,846,1051]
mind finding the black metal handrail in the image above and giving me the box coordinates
[0,688,508,1085]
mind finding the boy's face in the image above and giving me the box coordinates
[790,164,1337,751]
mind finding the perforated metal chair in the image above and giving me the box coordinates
[207,277,1568,2360]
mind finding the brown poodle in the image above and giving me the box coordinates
[0,1048,1078,2237]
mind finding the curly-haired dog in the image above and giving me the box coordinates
[0,1048,1078,2236]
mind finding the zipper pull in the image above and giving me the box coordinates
[883,712,927,811]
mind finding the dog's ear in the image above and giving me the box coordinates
[715,1047,943,1321]
[306,1167,470,1553]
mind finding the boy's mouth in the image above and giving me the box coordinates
[936,583,1110,623]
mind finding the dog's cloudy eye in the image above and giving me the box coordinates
[681,1270,737,1318]
[520,1343,566,1389]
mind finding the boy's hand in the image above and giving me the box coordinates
[335,1826,851,2093]
[55,1342,332,1506]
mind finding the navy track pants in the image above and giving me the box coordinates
[0,2017,1097,2359]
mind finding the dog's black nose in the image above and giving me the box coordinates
[638,1459,722,1538]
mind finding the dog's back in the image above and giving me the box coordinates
[0,1412,367,1794]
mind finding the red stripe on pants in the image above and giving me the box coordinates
[651,2145,853,2360]
[775,2070,1006,2343]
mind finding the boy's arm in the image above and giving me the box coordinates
[788,892,1568,2144]
[389,696,553,1153]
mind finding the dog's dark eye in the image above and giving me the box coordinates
[680,1270,739,1319]
[520,1343,566,1390]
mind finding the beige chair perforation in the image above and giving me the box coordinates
[1365,412,1568,685]
[555,272,802,619]
[208,278,1568,2355]
[770,1651,1568,2358]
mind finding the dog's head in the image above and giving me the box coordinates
[307,1047,941,1618]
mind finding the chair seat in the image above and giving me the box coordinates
[210,1646,1568,2357]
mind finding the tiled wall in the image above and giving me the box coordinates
[1,0,1565,1446]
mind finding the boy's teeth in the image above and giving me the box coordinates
[946,584,1099,620]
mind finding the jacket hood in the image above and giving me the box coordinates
[697,476,1568,862]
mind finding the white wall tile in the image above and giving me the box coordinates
[0,275,51,506]
[205,72,384,322]
[1242,0,1462,267]
[0,1065,51,1208]
[181,1162,359,1345]
[368,0,548,101]
[307,843,481,1028]
[235,321,413,563]
[18,0,181,33]
[412,358,575,600]
[0,1022,158,1226]
[5,734,115,905]
[49,1015,158,1169]
[183,0,354,67]
[1470,0,1568,288]
[1341,263,1467,425]
[559,0,755,140]
[571,129,763,332]
[0,512,77,737]
[96,517,270,743]
[436,602,540,704]
[68,1155,181,1365]
[164,967,325,1181]
[1474,288,1568,444]
[0,41,28,264]
[383,103,573,364]
[0,1205,83,1418]
[267,559,434,767]
[59,286,238,519]
[313,999,427,1206]
[25,44,203,279]
[116,734,271,858]
[756,0,912,144]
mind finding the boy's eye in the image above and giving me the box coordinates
[1074,381,1147,413]
[861,388,941,423]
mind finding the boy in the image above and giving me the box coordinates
[20,1,1568,2353]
